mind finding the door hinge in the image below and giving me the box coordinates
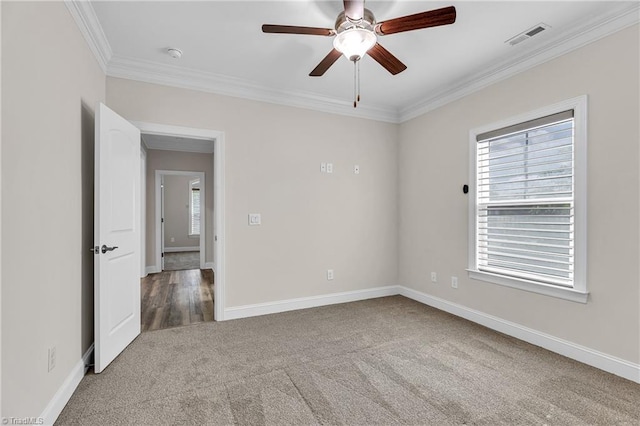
[161,252,164,257]
[161,218,164,223]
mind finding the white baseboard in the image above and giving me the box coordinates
[163,246,200,253]
[224,286,398,321]
[145,263,210,274]
[398,286,640,384]
[145,266,160,275]
[40,343,94,425]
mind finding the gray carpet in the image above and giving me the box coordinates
[163,251,200,271]
[56,296,640,425]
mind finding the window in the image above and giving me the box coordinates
[468,96,587,303]
[189,179,201,236]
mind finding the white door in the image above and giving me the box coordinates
[94,103,141,373]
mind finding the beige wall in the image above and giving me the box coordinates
[146,150,213,265]
[398,25,640,364]
[1,1,105,417]
[108,79,399,307]
[163,174,200,249]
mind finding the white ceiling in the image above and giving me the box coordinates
[73,1,638,122]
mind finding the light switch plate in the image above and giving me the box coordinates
[248,213,261,226]
[354,165,360,174]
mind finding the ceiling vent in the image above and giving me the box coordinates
[506,23,550,46]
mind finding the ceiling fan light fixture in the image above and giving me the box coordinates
[333,28,376,61]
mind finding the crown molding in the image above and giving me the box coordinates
[65,1,112,73]
[399,3,640,123]
[67,1,637,124]
[106,56,400,123]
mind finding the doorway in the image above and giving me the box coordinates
[141,168,212,332]
[157,170,206,271]
[135,121,226,330]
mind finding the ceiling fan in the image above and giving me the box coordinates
[262,1,456,106]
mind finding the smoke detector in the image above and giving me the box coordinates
[506,23,550,46]
[167,48,183,59]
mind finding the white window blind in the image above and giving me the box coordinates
[190,185,201,236]
[476,110,575,288]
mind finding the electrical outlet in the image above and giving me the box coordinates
[48,346,56,372]
[326,163,333,174]
[170,237,175,243]
[451,276,458,289]
[327,269,334,280]
[431,272,437,283]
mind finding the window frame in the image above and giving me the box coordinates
[468,95,588,303]
[188,178,201,237]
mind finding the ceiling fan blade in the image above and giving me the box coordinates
[375,6,456,36]
[343,0,365,21]
[309,49,342,77]
[262,24,335,36]
[367,43,407,75]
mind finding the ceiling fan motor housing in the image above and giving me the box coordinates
[333,8,377,61]
[335,8,376,31]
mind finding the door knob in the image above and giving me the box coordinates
[101,245,119,254]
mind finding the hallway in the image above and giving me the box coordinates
[141,269,214,332]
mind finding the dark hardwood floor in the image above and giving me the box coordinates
[141,269,214,332]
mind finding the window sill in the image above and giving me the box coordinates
[467,269,588,303]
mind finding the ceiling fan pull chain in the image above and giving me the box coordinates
[357,60,361,103]
[353,60,357,108]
